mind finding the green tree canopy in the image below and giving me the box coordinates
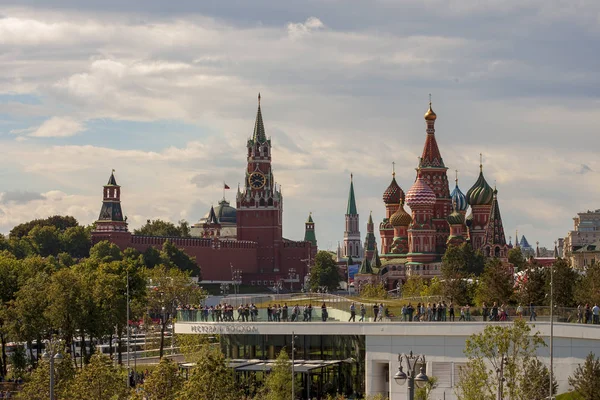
[133,219,191,237]
[309,251,341,292]
[547,258,579,307]
[475,258,514,306]
[160,240,200,276]
[568,352,600,399]
[9,215,79,240]
[64,353,130,400]
[575,261,600,306]
[178,345,240,400]
[456,319,546,400]
[508,247,527,272]
[259,349,294,400]
[89,240,123,263]
[131,358,182,400]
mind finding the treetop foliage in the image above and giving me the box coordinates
[133,219,191,238]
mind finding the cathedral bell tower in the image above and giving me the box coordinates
[236,94,283,272]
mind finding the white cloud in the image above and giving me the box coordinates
[287,17,325,38]
[11,116,86,138]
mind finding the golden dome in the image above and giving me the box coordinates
[424,102,437,121]
[390,200,412,227]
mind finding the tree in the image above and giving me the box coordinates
[27,225,62,257]
[442,245,469,304]
[415,376,438,400]
[475,258,513,306]
[508,247,527,272]
[9,216,78,240]
[131,358,182,400]
[455,319,546,400]
[0,252,21,377]
[178,345,239,400]
[60,225,91,258]
[402,275,426,298]
[16,348,75,400]
[308,251,341,292]
[65,353,130,400]
[89,240,123,263]
[147,265,204,357]
[547,258,578,307]
[160,240,200,276]
[259,349,294,400]
[520,358,558,400]
[360,283,387,299]
[575,262,600,306]
[568,352,600,399]
[133,219,191,237]
[515,263,546,306]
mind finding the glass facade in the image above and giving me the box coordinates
[220,334,365,399]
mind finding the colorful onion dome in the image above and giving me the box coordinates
[405,177,436,208]
[447,208,465,225]
[390,200,412,227]
[424,102,437,121]
[383,175,404,204]
[466,169,494,206]
[451,183,468,212]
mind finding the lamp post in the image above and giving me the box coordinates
[549,252,554,400]
[220,283,230,296]
[288,268,296,292]
[42,339,64,400]
[394,351,428,400]
[291,331,297,400]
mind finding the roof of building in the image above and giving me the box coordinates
[304,213,317,246]
[466,165,494,206]
[383,175,404,205]
[251,93,267,144]
[201,199,236,225]
[574,240,600,252]
[390,200,412,227]
[206,205,219,225]
[447,208,465,225]
[405,177,436,208]
[347,175,358,215]
[484,189,507,246]
[106,171,118,186]
[358,256,374,274]
[451,179,468,212]
[520,235,532,249]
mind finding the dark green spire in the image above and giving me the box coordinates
[358,256,373,274]
[371,247,381,269]
[304,212,317,246]
[107,169,118,186]
[347,174,357,215]
[252,93,267,143]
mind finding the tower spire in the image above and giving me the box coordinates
[480,153,483,172]
[392,161,396,177]
[347,174,357,215]
[420,98,444,168]
[252,92,267,143]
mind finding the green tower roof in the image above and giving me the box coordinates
[347,174,357,215]
[358,256,373,274]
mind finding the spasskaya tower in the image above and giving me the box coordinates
[236,94,284,272]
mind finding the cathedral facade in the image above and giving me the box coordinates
[91,95,317,285]
[353,102,510,288]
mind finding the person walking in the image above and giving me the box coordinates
[373,303,379,322]
[359,304,366,322]
[449,303,455,321]
[349,302,356,322]
[482,302,488,322]
[529,302,536,321]
[593,303,600,324]
[321,302,328,322]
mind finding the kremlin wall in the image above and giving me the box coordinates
[91,96,516,285]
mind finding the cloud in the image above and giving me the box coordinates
[578,164,593,174]
[287,17,324,38]
[0,191,44,204]
[11,117,86,137]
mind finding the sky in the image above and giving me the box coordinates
[0,0,599,250]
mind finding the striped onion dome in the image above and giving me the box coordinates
[447,208,465,225]
[390,200,412,227]
[466,170,494,206]
[383,175,404,205]
[451,183,468,212]
[405,177,436,208]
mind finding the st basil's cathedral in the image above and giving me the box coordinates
[344,101,510,289]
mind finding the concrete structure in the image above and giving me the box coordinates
[91,95,317,284]
[175,319,600,399]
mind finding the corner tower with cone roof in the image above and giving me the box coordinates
[304,213,317,246]
[466,154,494,250]
[91,170,132,247]
[380,163,405,255]
[482,187,509,260]
[364,212,377,261]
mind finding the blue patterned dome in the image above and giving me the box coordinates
[466,170,494,206]
[451,183,468,212]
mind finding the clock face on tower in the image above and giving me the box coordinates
[249,171,266,189]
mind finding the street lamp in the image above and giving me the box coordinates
[288,268,296,292]
[42,339,64,400]
[220,283,230,296]
[394,351,428,400]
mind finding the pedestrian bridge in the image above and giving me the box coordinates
[175,320,600,399]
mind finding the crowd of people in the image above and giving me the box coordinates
[178,301,600,324]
